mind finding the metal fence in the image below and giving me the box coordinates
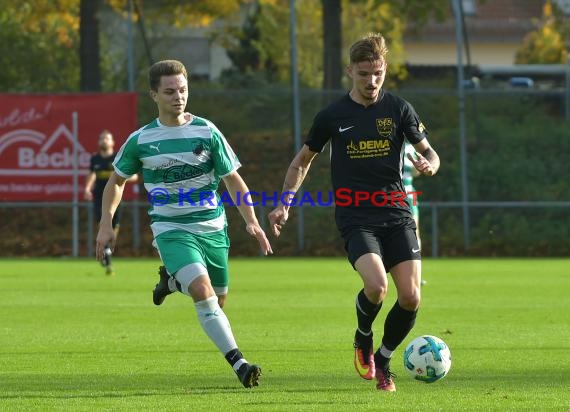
[1,199,569,257]
[1,85,569,257]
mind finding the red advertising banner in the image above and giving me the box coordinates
[0,93,138,201]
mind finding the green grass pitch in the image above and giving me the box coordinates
[1,257,569,411]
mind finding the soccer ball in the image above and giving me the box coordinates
[403,335,451,383]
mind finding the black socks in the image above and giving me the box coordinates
[375,301,418,369]
[355,289,382,352]
[225,348,244,368]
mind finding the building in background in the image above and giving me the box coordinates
[403,0,545,66]
[100,4,235,82]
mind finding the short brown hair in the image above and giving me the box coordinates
[349,33,388,64]
[148,60,188,91]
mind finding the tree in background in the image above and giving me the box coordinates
[0,1,79,92]
[322,0,342,92]
[240,0,447,89]
[515,0,567,64]
[323,0,448,90]
[214,2,280,87]
[0,0,249,93]
[0,0,462,94]
[80,0,102,91]
[225,3,263,73]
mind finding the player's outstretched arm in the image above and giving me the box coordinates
[222,171,273,256]
[96,172,127,260]
[268,145,318,237]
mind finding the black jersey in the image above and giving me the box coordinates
[89,153,116,199]
[305,90,428,230]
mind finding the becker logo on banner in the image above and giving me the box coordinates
[0,93,138,201]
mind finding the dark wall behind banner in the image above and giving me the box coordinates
[1,88,569,257]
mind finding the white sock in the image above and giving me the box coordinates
[167,277,178,292]
[195,296,237,354]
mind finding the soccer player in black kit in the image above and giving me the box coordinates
[268,33,440,391]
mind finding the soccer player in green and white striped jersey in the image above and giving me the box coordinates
[96,60,272,388]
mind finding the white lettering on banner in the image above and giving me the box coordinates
[0,183,75,195]
[18,147,90,168]
[0,102,52,129]
[44,184,74,195]
[0,183,41,193]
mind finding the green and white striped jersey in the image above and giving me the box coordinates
[113,116,241,238]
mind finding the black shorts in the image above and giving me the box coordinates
[342,218,420,271]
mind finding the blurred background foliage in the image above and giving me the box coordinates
[0,0,449,92]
